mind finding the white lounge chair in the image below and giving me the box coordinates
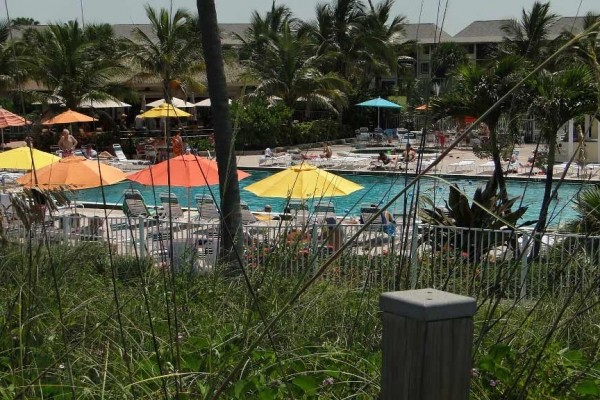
[447,160,475,173]
[477,161,495,174]
[112,144,150,165]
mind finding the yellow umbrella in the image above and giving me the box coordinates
[0,147,60,171]
[140,103,191,118]
[17,156,127,190]
[244,163,363,199]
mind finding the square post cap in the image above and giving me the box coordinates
[380,288,476,321]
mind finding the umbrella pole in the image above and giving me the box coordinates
[377,107,380,129]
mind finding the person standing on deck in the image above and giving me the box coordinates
[172,129,184,157]
[58,129,77,157]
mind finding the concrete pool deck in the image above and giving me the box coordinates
[235,143,598,183]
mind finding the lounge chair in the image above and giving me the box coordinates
[447,159,475,173]
[112,144,150,165]
[195,194,220,221]
[123,189,162,219]
[313,201,335,219]
[552,162,576,176]
[240,207,259,225]
[360,204,388,232]
[160,192,185,219]
[358,204,395,250]
[477,161,495,174]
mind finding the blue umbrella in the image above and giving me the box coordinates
[356,97,402,128]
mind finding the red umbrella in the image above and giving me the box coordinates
[127,153,249,187]
[0,107,31,147]
[0,107,31,128]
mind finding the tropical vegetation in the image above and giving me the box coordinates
[0,0,599,398]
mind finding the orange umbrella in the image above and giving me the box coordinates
[128,154,249,187]
[17,156,127,190]
[415,104,429,111]
[0,107,31,128]
[42,109,97,125]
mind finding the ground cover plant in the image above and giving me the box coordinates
[2,223,600,399]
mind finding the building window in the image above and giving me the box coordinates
[467,44,475,54]
[420,62,430,75]
[423,45,430,55]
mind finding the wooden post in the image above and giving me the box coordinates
[380,288,476,400]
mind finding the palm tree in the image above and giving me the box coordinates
[431,42,468,80]
[11,17,39,27]
[244,21,349,115]
[0,19,19,91]
[20,21,128,109]
[562,13,600,119]
[501,1,559,63]
[301,0,366,84]
[355,0,407,89]
[431,56,524,200]
[198,0,244,270]
[127,5,204,101]
[527,65,597,233]
[237,2,295,61]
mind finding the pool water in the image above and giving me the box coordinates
[76,170,587,226]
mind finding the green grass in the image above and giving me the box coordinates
[2,239,600,399]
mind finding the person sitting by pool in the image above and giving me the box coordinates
[264,147,273,158]
[403,145,417,162]
[370,152,396,170]
[377,151,392,165]
[83,145,97,159]
[320,142,332,159]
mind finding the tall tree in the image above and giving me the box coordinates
[357,0,406,88]
[237,2,295,61]
[0,19,21,92]
[431,42,468,80]
[243,21,349,114]
[11,17,39,26]
[563,13,600,118]
[127,5,204,101]
[301,0,366,84]
[501,1,559,63]
[197,0,244,269]
[431,56,524,200]
[527,65,596,234]
[21,21,128,108]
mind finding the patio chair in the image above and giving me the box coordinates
[160,192,185,219]
[195,194,220,221]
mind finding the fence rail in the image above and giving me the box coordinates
[2,213,598,299]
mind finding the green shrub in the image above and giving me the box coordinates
[231,98,293,149]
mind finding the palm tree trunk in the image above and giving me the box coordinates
[197,0,244,272]
[532,135,556,258]
[488,124,508,201]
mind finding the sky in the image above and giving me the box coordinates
[2,0,598,35]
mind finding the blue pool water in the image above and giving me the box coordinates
[76,170,588,226]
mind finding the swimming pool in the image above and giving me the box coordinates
[76,170,587,226]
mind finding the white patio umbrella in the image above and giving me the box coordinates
[195,98,232,107]
[79,99,132,108]
[146,97,196,108]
